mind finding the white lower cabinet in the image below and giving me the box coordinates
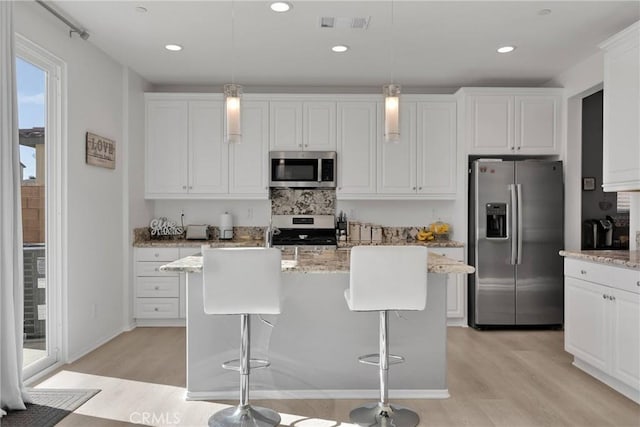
[428,247,466,325]
[564,258,640,403]
[134,247,200,323]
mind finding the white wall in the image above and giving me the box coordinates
[15,2,127,361]
[545,52,604,250]
[124,68,152,329]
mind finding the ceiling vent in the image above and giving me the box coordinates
[320,16,371,30]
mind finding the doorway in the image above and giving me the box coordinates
[16,35,65,379]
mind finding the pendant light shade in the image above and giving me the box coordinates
[224,83,242,144]
[383,83,400,143]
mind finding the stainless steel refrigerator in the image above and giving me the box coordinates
[468,160,564,328]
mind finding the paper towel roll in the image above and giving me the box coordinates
[219,212,233,240]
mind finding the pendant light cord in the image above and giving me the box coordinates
[390,0,395,85]
[231,0,235,85]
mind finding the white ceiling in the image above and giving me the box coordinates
[53,1,640,91]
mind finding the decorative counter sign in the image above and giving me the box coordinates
[86,132,115,169]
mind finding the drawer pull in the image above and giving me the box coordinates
[154,307,159,311]
[154,253,159,258]
[154,286,160,290]
[580,270,587,275]
[154,268,159,272]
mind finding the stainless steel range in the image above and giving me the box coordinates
[270,215,336,248]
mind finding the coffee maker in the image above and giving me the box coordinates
[582,218,614,249]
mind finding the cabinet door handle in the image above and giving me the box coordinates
[580,270,587,275]
[510,146,515,151]
[637,281,640,287]
[298,144,302,148]
[418,186,422,190]
[603,294,607,299]
[154,253,159,258]
[154,267,159,272]
[516,146,521,150]
[154,286,160,290]
[182,185,187,190]
[189,186,193,189]
[154,307,159,311]
[412,187,416,191]
[611,295,616,301]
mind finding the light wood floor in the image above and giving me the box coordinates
[35,327,639,426]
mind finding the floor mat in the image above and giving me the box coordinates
[2,388,101,427]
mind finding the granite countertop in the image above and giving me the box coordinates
[337,239,464,249]
[559,250,640,270]
[160,247,475,275]
[134,238,265,248]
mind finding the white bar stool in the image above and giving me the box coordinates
[345,245,428,427]
[202,247,282,427]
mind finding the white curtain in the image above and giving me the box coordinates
[0,0,30,416]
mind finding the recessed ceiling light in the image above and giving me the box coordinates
[270,2,292,13]
[164,44,183,52]
[497,45,516,54]
[332,45,349,53]
[135,6,147,13]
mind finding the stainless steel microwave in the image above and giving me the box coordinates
[269,151,337,188]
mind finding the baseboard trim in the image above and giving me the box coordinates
[23,361,64,386]
[185,389,450,400]
[134,319,186,327]
[573,358,639,404]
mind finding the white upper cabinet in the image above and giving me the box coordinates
[270,100,336,151]
[377,98,457,199]
[377,101,417,194]
[417,100,457,197]
[145,100,189,196]
[145,94,267,199]
[229,100,269,196]
[600,21,640,192]
[146,97,226,196]
[462,88,561,155]
[337,100,379,196]
[188,101,227,194]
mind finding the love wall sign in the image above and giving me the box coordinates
[86,132,115,169]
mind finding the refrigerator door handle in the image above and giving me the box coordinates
[516,183,523,265]
[509,184,517,265]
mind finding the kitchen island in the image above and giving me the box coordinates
[161,248,474,400]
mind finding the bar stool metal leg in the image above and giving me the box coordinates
[209,315,281,427]
[349,311,420,427]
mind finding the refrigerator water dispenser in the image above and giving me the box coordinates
[486,203,507,238]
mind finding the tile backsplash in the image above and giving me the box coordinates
[271,188,335,215]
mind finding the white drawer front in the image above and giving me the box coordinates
[136,277,179,298]
[565,258,640,294]
[136,261,179,277]
[135,298,179,318]
[135,247,180,262]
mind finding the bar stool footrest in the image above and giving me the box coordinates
[221,358,271,372]
[357,353,405,366]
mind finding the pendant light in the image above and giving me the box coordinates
[384,1,400,143]
[225,0,242,144]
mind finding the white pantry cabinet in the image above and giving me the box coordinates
[462,88,562,155]
[564,258,640,403]
[336,100,379,196]
[377,99,457,199]
[600,21,640,192]
[270,100,336,151]
[145,94,268,199]
[428,247,467,325]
